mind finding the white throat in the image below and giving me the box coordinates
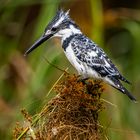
[54,25,81,42]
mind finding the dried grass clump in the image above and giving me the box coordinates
[13,74,105,140]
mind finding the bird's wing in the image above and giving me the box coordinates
[71,35,120,77]
[94,46,131,84]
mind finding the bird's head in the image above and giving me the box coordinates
[24,9,81,55]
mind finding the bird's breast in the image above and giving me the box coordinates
[64,46,100,79]
[64,46,85,74]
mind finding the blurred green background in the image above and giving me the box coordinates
[0,0,140,139]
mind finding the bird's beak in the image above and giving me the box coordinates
[24,33,53,56]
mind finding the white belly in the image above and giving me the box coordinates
[64,46,101,79]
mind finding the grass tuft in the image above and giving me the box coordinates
[13,74,105,140]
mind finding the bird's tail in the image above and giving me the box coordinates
[116,86,137,102]
[119,74,131,84]
[108,76,137,102]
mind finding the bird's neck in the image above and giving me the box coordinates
[60,24,82,43]
[62,32,84,51]
[62,34,78,51]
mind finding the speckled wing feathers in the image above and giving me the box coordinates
[71,35,120,78]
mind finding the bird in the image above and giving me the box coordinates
[24,9,136,102]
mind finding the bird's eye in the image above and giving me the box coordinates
[51,27,57,32]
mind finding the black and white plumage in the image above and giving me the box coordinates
[24,9,136,101]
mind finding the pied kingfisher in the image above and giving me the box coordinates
[24,9,136,101]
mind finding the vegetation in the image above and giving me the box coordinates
[13,74,104,139]
[0,0,140,139]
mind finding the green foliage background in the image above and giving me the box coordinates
[0,0,140,139]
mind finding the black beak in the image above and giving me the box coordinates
[24,33,53,56]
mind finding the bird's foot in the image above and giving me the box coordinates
[77,76,89,85]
